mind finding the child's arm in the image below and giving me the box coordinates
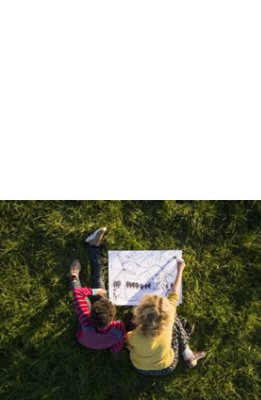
[171,259,186,296]
[73,287,107,328]
[167,259,186,309]
[110,321,126,356]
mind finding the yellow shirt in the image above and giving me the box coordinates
[126,292,178,370]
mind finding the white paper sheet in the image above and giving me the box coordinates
[108,250,182,305]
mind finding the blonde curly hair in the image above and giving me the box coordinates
[133,294,174,337]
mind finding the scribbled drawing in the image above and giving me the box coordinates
[109,250,183,306]
[110,253,137,300]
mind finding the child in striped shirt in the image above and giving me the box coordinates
[69,227,125,356]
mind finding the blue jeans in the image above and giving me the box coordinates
[71,246,106,328]
[71,245,105,289]
[88,245,105,289]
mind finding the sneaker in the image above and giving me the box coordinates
[85,227,107,246]
[69,259,81,281]
[184,321,195,337]
[186,351,207,368]
[180,318,195,337]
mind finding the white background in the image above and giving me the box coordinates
[0,1,260,199]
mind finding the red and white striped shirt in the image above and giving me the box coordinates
[73,287,125,353]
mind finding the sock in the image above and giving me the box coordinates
[182,346,194,360]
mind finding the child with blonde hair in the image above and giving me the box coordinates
[126,259,206,375]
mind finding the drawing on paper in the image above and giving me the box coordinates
[108,250,183,306]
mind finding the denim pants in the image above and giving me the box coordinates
[71,245,105,290]
[71,246,106,320]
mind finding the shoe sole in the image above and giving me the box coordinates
[85,227,107,243]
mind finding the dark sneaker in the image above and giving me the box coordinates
[69,259,81,281]
[180,318,195,337]
[85,227,107,246]
[184,321,195,337]
[186,351,207,368]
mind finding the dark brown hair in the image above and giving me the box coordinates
[91,298,116,329]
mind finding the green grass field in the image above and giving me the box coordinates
[0,201,260,400]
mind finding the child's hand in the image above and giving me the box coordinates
[97,288,107,296]
[177,257,186,272]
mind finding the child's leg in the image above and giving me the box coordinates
[172,316,195,361]
[69,259,91,325]
[174,316,207,367]
[86,227,107,289]
[71,276,82,289]
[88,245,105,289]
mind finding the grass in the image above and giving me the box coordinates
[0,200,260,400]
